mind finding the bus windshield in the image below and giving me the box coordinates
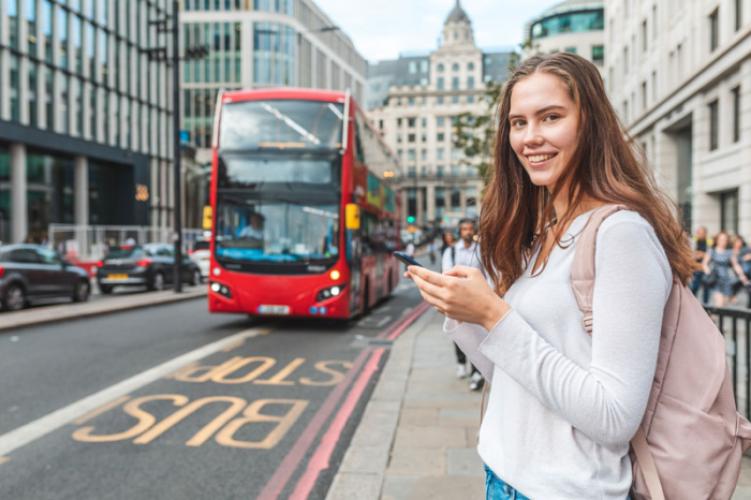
[219,99,344,151]
[214,194,340,265]
[217,152,338,188]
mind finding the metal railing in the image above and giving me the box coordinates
[706,305,751,419]
[47,224,208,262]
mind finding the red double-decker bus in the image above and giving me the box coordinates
[207,88,402,320]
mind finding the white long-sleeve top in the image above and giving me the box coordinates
[445,209,672,499]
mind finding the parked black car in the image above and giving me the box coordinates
[0,244,91,311]
[96,243,202,294]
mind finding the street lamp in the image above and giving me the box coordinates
[145,2,208,293]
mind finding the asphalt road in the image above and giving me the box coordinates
[0,269,425,500]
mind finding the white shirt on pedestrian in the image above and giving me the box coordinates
[445,209,671,499]
[442,239,481,272]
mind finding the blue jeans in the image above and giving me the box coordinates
[485,465,530,500]
[484,464,632,499]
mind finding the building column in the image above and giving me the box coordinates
[426,183,436,223]
[10,143,27,243]
[416,184,424,226]
[74,156,89,226]
[74,156,89,257]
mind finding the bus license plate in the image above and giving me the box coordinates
[107,274,129,281]
[258,305,290,315]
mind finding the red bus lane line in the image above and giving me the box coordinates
[382,302,431,341]
[256,348,371,500]
[289,348,386,500]
[257,303,428,500]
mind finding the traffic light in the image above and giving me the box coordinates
[406,215,416,224]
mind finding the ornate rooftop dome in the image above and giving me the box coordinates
[444,0,470,25]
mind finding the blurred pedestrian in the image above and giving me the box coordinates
[702,231,746,307]
[428,238,437,265]
[407,53,696,499]
[689,226,710,303]
[442,218,484,391]
[440,230,455,257]
[731,235,751,306]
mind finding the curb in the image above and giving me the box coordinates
[325,306,437,500]
[0,288,207,332]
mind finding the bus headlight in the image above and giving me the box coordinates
[316,284,345,302]
[210,281,232,298]
[329,270,341,281]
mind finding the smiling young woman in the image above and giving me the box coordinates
[406,52,697,499]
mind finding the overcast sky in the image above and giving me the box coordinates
[314,0,559,62]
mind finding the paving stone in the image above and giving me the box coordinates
[392,425,466,449]
[339,444,391,474]
[446,448,484,477]
[398,408,439,426]
[325,472,382,500]
[386,448,445,476]
[381,475,485,500]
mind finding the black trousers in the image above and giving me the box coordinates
[454,342,479,376]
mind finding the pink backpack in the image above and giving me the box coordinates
[571,205,751,500]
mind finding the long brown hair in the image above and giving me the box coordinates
[480,52,695,294]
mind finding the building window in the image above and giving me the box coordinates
[641,19,648,51]
[641,81,647,111]
[437,148,445,160]
[437,116,445,126]
[652,4,658,40]
[732,86,741,143]
[407,96,415,106]
[407,149,416,161]
[564,47,577,54]
[467,76,475,89]
[29,63,38,127]
[735,0,743,32]
[436,95,444,104]
[9,55,20,122]
[709,8,719,52]
[592,45,604,64]
[467,62,474,71]
[651,70,657,102]
[452,95,459,104]
[408,117,416,127]
[437,132,445,142]
[421,117,427,128]
[397,117,403,127]
[451,77,460,90]
[408,133,416,143]
[452,63,459,72]
[623,46,629,76]
[708,99,719,151]
[436,63,444,73]
[437,77,444,90]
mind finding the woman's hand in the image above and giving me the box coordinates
[407,265,510,331]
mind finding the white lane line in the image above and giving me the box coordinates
[0,327,269,458]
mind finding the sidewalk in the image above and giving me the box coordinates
[0,285,206,332]
[327,307,751,500]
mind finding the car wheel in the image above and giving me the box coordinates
[100,284,113,295]
[73,281,90,303]
[3,283,27,311]
[150,272,165,291]
[190,269,201,286]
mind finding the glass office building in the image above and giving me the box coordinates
[180,0,368,159]
[0,0,175,244]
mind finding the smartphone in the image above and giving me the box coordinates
[393,251,424,268]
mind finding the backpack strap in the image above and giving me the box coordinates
[570,204,666,500]
[570,204,627,334]
[632,427,666,500]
